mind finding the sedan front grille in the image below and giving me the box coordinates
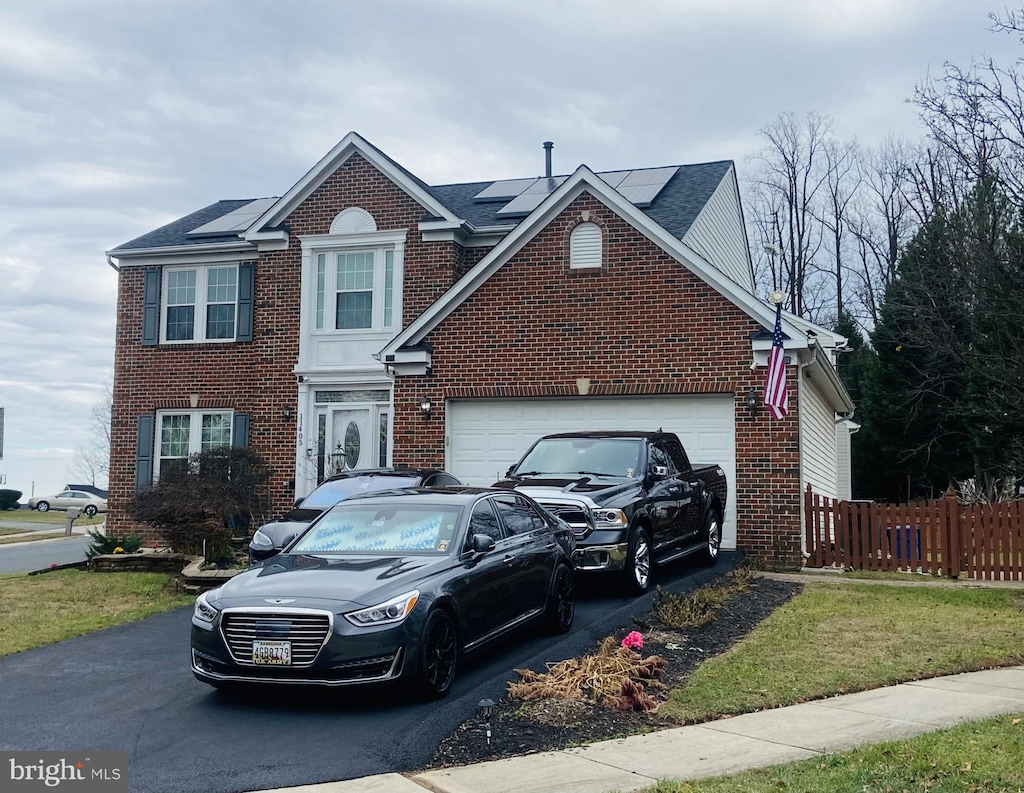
[221,610,331,667]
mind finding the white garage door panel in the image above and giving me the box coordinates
[447,397,737,549]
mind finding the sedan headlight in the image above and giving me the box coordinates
[193,591,220,625]
[344,591,419,627]
[595,509,628,528]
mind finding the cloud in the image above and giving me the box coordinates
[0,15,103,81]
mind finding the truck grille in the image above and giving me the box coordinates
[538,502,593,538]
[221,610,331,667]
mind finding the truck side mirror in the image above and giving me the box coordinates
[505,465,516,478]
[650,465,669,479]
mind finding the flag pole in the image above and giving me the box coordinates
[765,289,787,568]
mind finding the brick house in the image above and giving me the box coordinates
[105,132,853,567]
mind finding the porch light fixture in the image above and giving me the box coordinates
[282,406,294,422]
[745,386,760,417]
[419,396,432,417]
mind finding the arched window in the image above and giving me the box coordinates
[569,222,602,269]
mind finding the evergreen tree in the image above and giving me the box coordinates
[856,176,1024,499]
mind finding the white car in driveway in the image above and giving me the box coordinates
[28,490,107,517]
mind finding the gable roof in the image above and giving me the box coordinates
[380,164,809,359]
[245,131,460,238]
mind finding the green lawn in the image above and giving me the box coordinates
[661,582,1024,725]
[0,509,106,527]
[0,570,194,657]
[638,713,1024,793]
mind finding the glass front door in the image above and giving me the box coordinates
[315,403,391,483]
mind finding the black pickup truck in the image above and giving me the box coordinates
[493,431,728,592]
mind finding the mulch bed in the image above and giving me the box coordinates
[428,576,802,768]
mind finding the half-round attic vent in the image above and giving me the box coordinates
[330,207,377,235]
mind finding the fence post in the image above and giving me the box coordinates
[945,493,961,579]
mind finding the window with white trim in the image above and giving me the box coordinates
[156,410,232,478]
[162,265,239,342]
[314,249,395,331]
[569,222,602,269]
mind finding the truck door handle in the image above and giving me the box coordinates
[502,555,516,566]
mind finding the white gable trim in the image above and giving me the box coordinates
[244,132,459,241]
[380,164,808,358]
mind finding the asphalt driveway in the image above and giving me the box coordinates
[0,555,734,793]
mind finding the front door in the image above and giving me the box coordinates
[320,408,371,477]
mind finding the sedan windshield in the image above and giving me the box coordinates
[291,503,463,554]
[298,475,421,510]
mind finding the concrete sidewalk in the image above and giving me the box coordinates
[256,665,1024,793]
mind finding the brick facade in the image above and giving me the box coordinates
[108,150,805,569]
[390,193,803,568]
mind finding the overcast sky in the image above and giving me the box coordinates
[0,0,1018,500]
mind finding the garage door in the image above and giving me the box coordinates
[446,396,737,549]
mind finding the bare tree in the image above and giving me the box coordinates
[68,379,112,487]
[914,8,1024,206]
[747,112,834,317]
[815,137,860,321]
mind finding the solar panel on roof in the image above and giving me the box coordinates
[187,197,278,237]
[496,193,548,216]
[473,178,539,202]
[496,176,568,216]
[598,170,630,188]
[618,166,678,188]
[615,167,678,207]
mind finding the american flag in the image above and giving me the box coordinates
[764,302,789,420]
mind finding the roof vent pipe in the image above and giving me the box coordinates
[543,141,553,178]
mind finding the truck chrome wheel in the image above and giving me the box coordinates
[626,528,651,592]
[697,511,722,567]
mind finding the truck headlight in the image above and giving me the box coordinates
[595,509,627,528]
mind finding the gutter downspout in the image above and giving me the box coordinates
[106,255,120,273]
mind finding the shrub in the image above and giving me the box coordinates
[0,489,23,510]
[85,529,143,559]
[130,447,272,562]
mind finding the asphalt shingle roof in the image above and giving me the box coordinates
[110,160,733,253]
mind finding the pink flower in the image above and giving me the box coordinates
[621,631,644,650]
[49,563,58,569]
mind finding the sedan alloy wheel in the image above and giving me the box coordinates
[418,610,457,698]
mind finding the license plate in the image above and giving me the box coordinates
[252,640,291,665]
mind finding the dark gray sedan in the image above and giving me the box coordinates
[192,487,576,698]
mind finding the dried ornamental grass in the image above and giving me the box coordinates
[508,636,667,712]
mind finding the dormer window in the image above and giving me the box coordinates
[570,222,602,269]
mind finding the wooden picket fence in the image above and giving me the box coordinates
[803,486,1024,580]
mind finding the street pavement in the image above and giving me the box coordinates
[250,665,1024,793]
[0,519,92,573]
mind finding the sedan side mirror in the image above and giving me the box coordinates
[470,534,496,554]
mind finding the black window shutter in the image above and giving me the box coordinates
[232,413,250,448]
[142,269,161,346]
[236,262,254,342]
[135,414,155,493]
